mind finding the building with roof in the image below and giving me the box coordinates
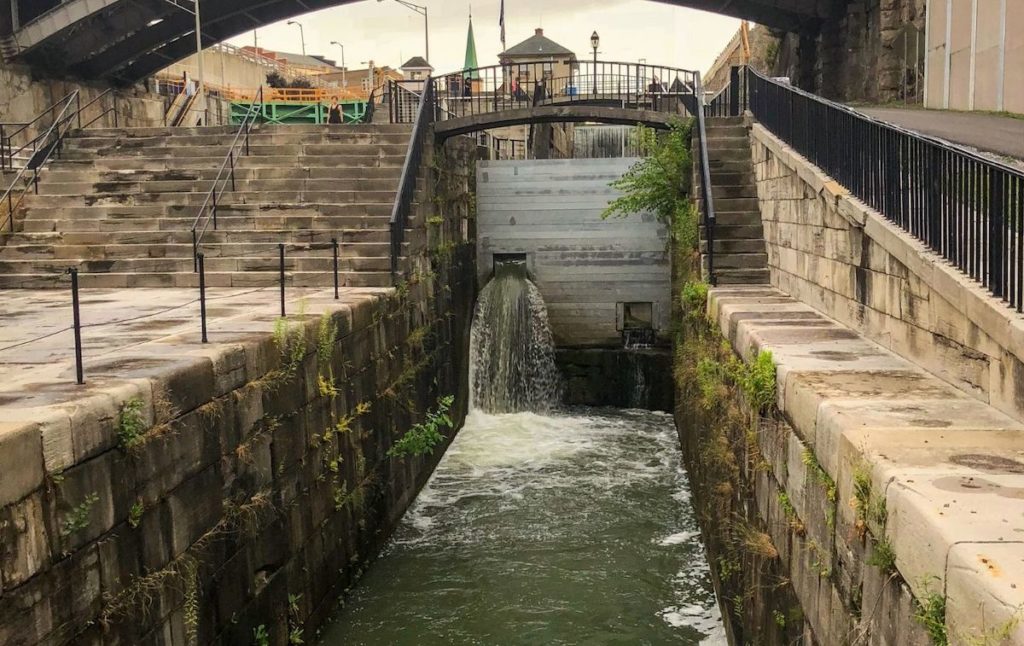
[240,46,342,77]
[499,28,577,92]
[400,56,433,81]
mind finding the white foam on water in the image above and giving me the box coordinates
[658,530,701,546]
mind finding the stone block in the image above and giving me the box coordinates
[166,465,223,557]
[0,491,51,589]
[945,542,1024,645]
[0,421,44,508]
[154,356,216,416]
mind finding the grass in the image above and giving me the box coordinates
[389,395,454,458]
[117,398,147,450]
[868,536,897,574]
[61,492,99,538]
[914,578,948,646]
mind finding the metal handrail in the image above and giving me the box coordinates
[190,87,265,267]
[361,88,377,124]
[694,72,717,285]
[389,77,435,278]
[1,91,82,233]
[76,89,121,130]
[745,66,1024,310]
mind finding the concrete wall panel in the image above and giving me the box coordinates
[476,157,670,348]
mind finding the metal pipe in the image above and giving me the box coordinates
[195,0,207,124]
[69,268,84,385]
[332,237,340,299]
[279,243,286,317]
[198,253,208,343]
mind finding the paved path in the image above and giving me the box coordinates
[857,107,1024,163]
[0,286,387,411]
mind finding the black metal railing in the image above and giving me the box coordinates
[390,61,700,124]
[0,91,102,233]
[190,87,264,266]
[389,77,435,278]
[694,72,717,285]
[744,66,1024,310]
[704,66,748,118]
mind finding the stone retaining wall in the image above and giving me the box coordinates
[750,122,1024,426]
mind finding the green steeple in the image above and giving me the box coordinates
[464,12,480,79]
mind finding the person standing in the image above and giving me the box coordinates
[327,97,343,124]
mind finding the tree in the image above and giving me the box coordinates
[602,119,698,252]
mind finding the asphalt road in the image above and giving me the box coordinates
[858,107,1024,163]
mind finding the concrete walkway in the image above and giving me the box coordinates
[857,106,1024,163]
[0,286,388,411]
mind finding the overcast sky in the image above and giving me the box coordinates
[226,0,740,75]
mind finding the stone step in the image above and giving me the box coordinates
[712,268,771,285]
[72,124,411,138]
[714,211,763,226]
[703,136,748,150]
[19,214,399,234]
[65,131,412,149]
[58,155,408,171]
[701,224,765,240]
[707,159,753,174]
[710,184,757,200]
[39,166,406,183]
[701,238,766,254]
[710,197,758,212]
[23,190,400,207]
[706,116,746,127]
[59,143,411,160]
[709,171,754,187]
[1,234,394,258]
[706,147,751,163]
[704,125,747,138]
[36,177,412,196]
[20,202,396,220]
[711,252,768,269]
[0,269,397,289]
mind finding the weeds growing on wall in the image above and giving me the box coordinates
[389,395,454,458]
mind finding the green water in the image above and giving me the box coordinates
[318,408,724,645]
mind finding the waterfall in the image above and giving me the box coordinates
[469,260,561,413]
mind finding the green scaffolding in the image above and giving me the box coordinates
[230,100,369,125]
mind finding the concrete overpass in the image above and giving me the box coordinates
[2,0,832,84]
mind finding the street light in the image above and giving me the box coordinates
[287,20,306,56]
[330,41,347,88]
[591,31,599,95]
[377,0,429,64]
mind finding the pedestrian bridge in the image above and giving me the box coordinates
[389,61,701,140]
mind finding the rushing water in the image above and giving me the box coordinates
[318,408,725,645]
[469,260,561,413]
[318,263,723,644]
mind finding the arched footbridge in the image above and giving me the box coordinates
[388,62,702,140]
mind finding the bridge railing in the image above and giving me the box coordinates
[742,66,1024,311]
[392,61,700,124]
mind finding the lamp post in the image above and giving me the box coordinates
[378,0,429,64]
[287,20,306,56]
[361,60,375,96]
[330,41,347,88]
[591,31,600,96]
[193,0,207,123]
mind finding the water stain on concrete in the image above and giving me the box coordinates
[950,454,1024,474]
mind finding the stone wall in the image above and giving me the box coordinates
[0,62,165,136]
[771,0,927,103]
[749,122,1024,425]
[0,138,479,645]
[555,349,673,411]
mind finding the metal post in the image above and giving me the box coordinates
[198,253,208,343]
[211,191,218,229]
[279,243,286,317]
[76,94,82,130]
[229,151,235,191]
[332,237,340,299]
[194,0,207,124]
[729,66,740,116]
[69,269,84,385]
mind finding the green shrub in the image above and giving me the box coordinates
[914,579,948,646]
[681,281,710,313]
[389,396,455,458]
[117,398,147,449]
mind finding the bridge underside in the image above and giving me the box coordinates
[433,106,681,141]
[6,0,829,84]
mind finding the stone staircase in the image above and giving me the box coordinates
[0,123,418,288]
[701,116,769,285]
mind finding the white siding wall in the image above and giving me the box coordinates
[476,158,670,347]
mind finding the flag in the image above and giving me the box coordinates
[499,0,506,51]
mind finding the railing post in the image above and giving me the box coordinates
[229,151,236,191]
[279,243,286,317]
[76,94,82,130]
[332,237,340,299]
[69,268,84,385]
[729,66,740,116]
[990,172,1006,298]
[192,228,199,272]
[211,191,218,230]
[198,253,208,343]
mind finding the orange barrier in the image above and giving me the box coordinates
[155,76,370,103]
